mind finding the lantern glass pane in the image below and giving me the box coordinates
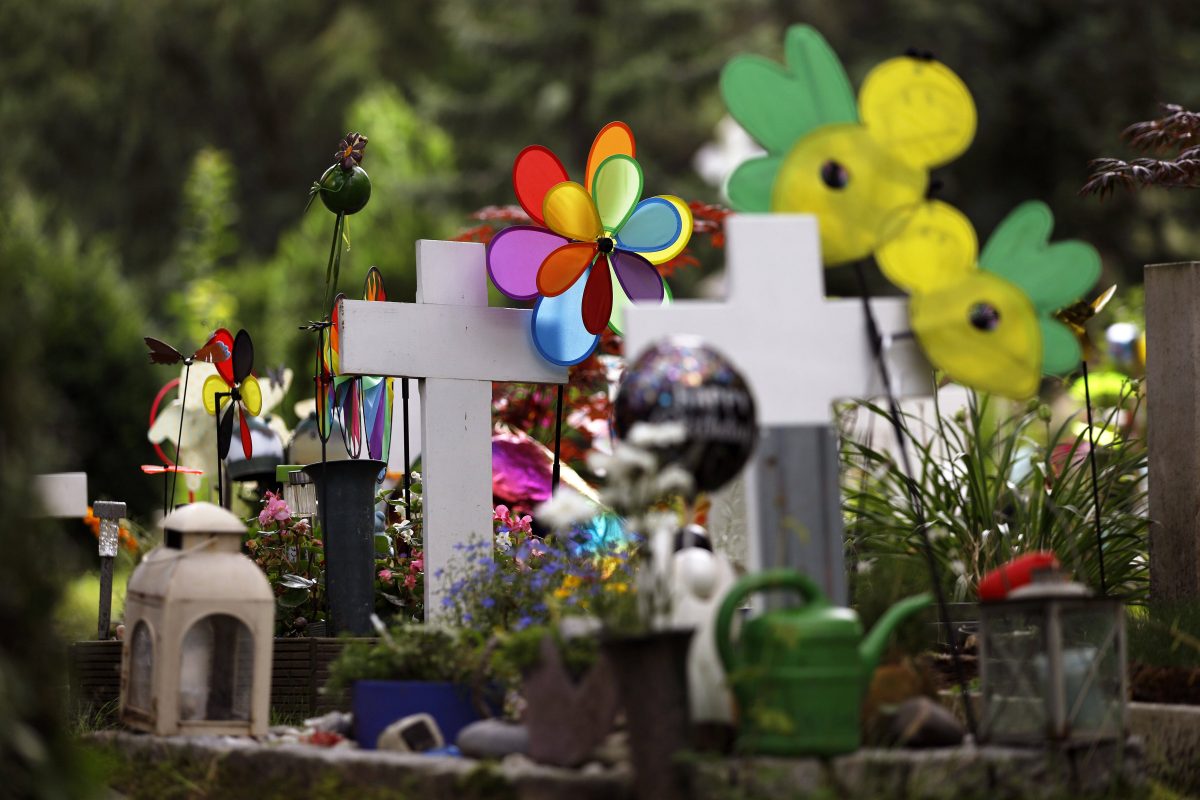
[179,614,255,722]
[1060,604,1123,738]
[982,605,1049,739]
[128,621,153,712]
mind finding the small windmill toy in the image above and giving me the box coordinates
[200,329,262,506]
[143,331,231,513]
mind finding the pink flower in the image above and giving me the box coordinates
[410,559,423,573]
[492,505,511,524]
[404,574,417,590]
[258,490,292,528]
[515,515,533,533]
[378,569,393,581]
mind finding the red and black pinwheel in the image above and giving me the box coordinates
[201,329,263,460]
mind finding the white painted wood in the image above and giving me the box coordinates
[34,472,88,518]
[623,214,931,426]
[625,214,933,592]
[337,239,568,618]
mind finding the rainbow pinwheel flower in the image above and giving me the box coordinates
[876,201,1100,399]
[487,122,693,366]
[721,25,976,268]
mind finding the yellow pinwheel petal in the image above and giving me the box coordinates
[772,124,926,265]
[876,200,978,294]
[911,272,1042,399]
[240,375,263,417]
[859,56,977,170]
[543,181,602,242]
[202,374,228,416]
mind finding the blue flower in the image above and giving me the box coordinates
[481,596,496,609]
[515,615,533,631]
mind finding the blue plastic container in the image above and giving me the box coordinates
[352,680,485,750]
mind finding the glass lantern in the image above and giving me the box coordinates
[979,577,1127,744]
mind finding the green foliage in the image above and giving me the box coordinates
[842,384,1150,601]
[0,198,98,797]
[493,624,599,683]
[325,625,485,691]
[245,492,328,637]
[1128,601,1200,669]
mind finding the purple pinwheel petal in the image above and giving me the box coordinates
[486,225,570,300]
[611,250,665,303]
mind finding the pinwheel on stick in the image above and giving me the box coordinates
[143,331,231,514]
[201,329,262,506]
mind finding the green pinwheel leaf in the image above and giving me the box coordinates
[978,201,1101,314]
[783,25,858,129]
[726,155,783,212]
[979,201,1101,376]
[720,25,857,155]
[1040,317,1083,376]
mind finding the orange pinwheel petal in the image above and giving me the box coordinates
[586,121,636,194]
[538,242,598,297]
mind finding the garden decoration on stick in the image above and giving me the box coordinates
[720,24,985,732]
[486,122,692,490]
[721,25,975,267]
[143,331,230,514]
[1056,284,1119,596]
[200,328,262,507]
[308,132,372,313]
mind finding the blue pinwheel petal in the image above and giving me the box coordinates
[615,197,683,252]
[531,270,600,366]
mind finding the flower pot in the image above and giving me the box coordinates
[603,629,693,800]
[522,635,620,767]
[352,679,484,750]
[303,459,385,636]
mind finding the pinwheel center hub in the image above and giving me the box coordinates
[597,236,615,254]
[820,159,850,189]
[968,302,1001,332]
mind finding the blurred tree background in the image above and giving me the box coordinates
[1,0,1198,517]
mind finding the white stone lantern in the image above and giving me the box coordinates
[120,502,274,736]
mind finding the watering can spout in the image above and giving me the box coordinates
[859,593,932,676]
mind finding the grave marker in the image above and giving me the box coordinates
[1145,261,1200,602]
[625,214,931,602]
[337,240,568,616]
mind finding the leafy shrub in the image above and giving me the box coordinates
[842,384,1150,601]
[325,625,485,691]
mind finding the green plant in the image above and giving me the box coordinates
[325,625,485,691]
[842,383,1150,601]
[375,476,425,622]
[1128,601,1200,669]
[493,624,599,684]
[245,490,327,636]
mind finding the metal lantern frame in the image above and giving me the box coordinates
[978,594,1127,745]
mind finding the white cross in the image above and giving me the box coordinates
[337,240,568,618]
[625,213,930,426]
[624,214,932,585]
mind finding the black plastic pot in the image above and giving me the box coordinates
[603,629,693,800]
[303,459,385,636]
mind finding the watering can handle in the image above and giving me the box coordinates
[715,568,825,673]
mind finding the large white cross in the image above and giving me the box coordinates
[625,214,929,426]
[337,240,568,617]
[624,214,932,592]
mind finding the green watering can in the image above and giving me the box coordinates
[715,569,931,756]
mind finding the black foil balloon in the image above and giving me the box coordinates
[613,337,757,494]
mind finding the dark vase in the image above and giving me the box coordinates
[303,459,385,636]
[603,629,694,800]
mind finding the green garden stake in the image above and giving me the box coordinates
[308,132,372,312]
[715,569,930,756]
